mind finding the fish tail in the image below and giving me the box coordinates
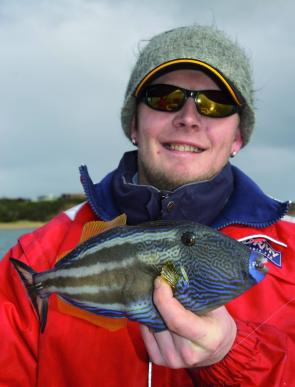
[10,258,48,332]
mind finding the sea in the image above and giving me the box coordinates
[0,228,33,258]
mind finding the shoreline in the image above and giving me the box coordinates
[0,221,45,230]
[0,212,294,230]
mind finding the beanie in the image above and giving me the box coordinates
[121,24,255,146]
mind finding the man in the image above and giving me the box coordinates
[1,25,294,386]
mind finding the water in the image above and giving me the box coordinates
[0,228,33,258]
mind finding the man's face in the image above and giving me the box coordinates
[132,69,242,190]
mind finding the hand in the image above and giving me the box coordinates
[140,277,237,369]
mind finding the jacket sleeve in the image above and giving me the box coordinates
[0,212,76,386]
[0,243,40,386]
[189,318,289,386]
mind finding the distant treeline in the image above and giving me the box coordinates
[289,202,295,215]
[0,194,85,222]
[0,195,294,223]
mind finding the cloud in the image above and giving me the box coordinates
[233,145,295,201]
[0,0,294,199]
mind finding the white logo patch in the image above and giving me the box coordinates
[242,238,282,268]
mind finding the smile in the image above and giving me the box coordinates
[164,143,204,153]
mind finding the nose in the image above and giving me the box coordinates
[172,97,203,130]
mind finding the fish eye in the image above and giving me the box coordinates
[181,231,196,246]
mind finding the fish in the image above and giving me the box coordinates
[10,220,267,332]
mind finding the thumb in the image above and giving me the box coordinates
[154,276,173,295]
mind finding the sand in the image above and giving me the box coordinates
[0,221,44,230]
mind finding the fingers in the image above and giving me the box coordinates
[140,325,188,368]
[153,277,237,362]
[141,276,237,369]
[140,325,165,365]
[153,277,207,340]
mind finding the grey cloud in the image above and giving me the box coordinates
[233,145,295,201]
[0,0,294,199]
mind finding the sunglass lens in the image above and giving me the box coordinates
[196,91,237,117]
[145,85,185,111]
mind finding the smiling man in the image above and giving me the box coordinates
[1,24,295,386]
[132,69,242,189]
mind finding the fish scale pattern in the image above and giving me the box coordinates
[11,220,266,332]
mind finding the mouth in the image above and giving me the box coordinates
[163,143,205,153]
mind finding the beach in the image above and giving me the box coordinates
[0,221,44,230]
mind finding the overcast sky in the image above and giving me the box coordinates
[0,0,294,201]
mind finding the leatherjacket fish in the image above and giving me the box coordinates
[10,220,267,332]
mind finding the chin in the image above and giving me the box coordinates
[167,168,207,184]
[156,173,205,191]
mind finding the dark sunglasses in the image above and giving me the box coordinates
[138,84,239,118]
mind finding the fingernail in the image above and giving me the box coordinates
[154,277,163,289]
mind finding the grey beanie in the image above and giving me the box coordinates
[121,24,255,146]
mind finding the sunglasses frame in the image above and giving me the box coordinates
[138,83,240,118]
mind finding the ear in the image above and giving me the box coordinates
[130,115,137,139]
[231,128,243,155]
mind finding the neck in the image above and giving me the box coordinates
[112,151,234,225]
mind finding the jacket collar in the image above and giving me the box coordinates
[211,166,289,229]
[111,151,234,225]
[79,152,289,229]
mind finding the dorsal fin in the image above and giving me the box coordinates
[80,213,127,243]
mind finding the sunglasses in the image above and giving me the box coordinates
[138,84,240,118]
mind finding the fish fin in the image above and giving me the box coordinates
[10,258,48,332]
[55,297,127,332]
[36,293,48,333]
[160,262,181,289]
[55,214,127,264]
[80,214,127,244]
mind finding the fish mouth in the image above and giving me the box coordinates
[163,143,205,153]
[252,256,268,273]
[249,252,268,284]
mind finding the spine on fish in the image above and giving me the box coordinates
[10,258,48,332]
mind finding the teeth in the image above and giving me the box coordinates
[166,144,203,153]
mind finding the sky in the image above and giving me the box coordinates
[0,0,294,201]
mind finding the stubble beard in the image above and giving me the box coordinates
[138,157,213,191]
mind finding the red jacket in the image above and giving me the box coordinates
[1,202,295,386]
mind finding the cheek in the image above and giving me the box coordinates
[137,104,171,140]
[209,120,240,149]
[137,117,155,142]
[137,122,166,152]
